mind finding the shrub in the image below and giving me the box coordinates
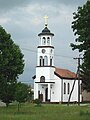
[33,99,42,106]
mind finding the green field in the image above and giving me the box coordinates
[0,103,90,120]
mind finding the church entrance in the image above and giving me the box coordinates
[39,94,43,102]
[38,91,43,102]
[45,88,48,102]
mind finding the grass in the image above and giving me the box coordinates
[0,103,90,120]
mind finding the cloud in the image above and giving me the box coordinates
[30,0,86,6]
[0,17,11,24]
[0,0,31,15]
[0,0,86,14]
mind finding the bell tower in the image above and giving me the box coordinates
[34,16,55,102]
[37,16,54,67]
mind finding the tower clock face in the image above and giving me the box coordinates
[42,49,46,53]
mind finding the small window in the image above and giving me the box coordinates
[40,56,43,66]
[64,83,66,94]
[42,37,46,45]
[40,76,45,82]
[80,84,82,94]
[67,83,70,94]
[50,59,52,66]
[50,56,52,66]
[47,37,50,45]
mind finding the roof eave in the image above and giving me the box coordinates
[38,33,54,36]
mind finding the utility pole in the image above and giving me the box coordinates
[74,55,82,106]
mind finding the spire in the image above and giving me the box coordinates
[44,15,48,27]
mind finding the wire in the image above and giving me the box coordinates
[21,47,78,67]
[21,47,77,59]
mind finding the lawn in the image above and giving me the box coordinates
[0,103,90,120]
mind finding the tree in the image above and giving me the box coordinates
[0,26,24,106]
[27,85,34,102]
[71,1,90,91]
[15,82,29,111]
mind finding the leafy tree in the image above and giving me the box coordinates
[0,26,24,106]
[27,85,34,102]
[71,1,90,91]
[15,82,29,111]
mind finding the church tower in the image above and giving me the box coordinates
[34,16,55,102]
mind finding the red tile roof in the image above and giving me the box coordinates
[55,67,77,79]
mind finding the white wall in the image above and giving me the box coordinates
[36,67,55,82]
[34,79,38,99]
[51,75,61,102]
[63,79,82,102]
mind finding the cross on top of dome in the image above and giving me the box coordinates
[38,16,54,36]
[44,15,48,27]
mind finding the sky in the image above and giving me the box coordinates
[0,0,87,86]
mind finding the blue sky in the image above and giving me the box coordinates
[0,0,86,85]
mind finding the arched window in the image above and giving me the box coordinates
[50,59,52,66]
[44,56,48,66]
[64,83,66,94]
[42,37,46,45]
[40,76,45,82]
[50,56,53,66]
[67,83,70,94]
[47,37,50,45]
[40,56,43,66]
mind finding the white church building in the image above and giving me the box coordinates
[33,17,82,103]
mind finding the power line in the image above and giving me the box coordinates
[21,47,79,66]
[0,45,78,64]
[21,47,77,59]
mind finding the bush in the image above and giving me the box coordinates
[33,99,42,106]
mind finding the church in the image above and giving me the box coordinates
[33,17,82,103]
